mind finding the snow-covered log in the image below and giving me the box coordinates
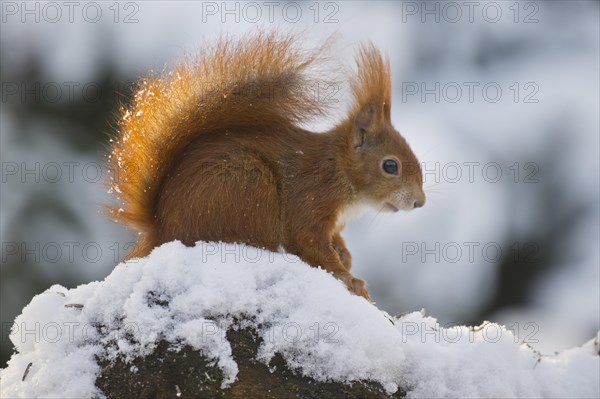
[1,241,598,398]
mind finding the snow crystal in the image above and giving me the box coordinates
[1,241,598,398]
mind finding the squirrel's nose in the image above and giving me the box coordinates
[413,192,426,208]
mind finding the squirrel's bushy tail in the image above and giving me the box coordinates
[108,32,328,255]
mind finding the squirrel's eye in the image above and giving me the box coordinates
[382,159,399,175]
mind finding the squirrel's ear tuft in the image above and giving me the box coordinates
[350,43,391,129]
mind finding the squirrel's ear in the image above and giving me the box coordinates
[353,101,379,149]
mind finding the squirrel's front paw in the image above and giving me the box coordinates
[340,273,371,301]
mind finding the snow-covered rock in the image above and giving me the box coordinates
[1,241,598,398]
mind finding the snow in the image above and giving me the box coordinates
[2,1,598,364]
[1,241,598,398]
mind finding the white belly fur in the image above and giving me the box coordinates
[335,201,370,231]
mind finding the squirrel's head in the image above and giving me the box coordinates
[342,44,425,212]
[345,100,425,212]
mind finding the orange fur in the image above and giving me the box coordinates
[109,32,425,299]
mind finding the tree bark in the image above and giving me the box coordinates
[96,326,406,399]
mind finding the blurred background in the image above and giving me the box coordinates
[1,1,598,367]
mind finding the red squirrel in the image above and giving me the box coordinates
[109,32,425,300]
